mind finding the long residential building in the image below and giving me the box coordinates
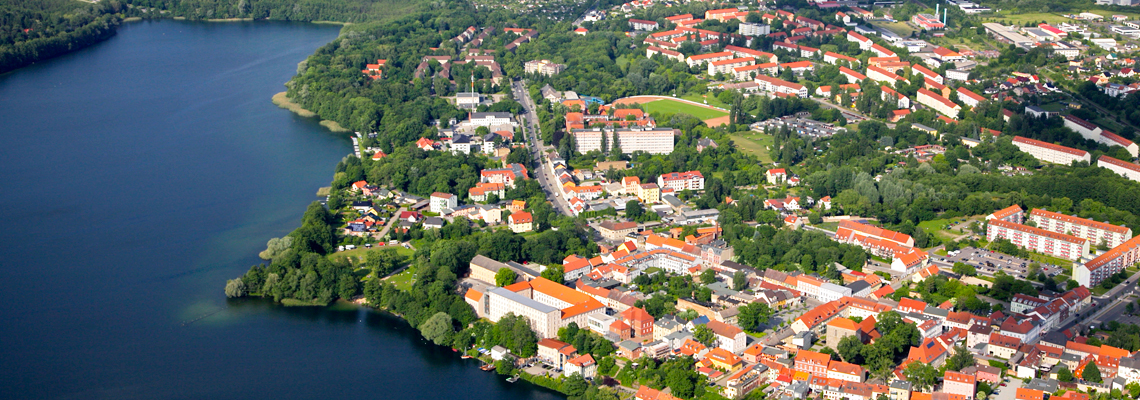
[917,88,962,118]
[470,277,605,338]
[1011,136,1091,165]
[710,58,755,75]
[1076,235,1140,287]
[571,128,675,155]
[686,51,734,67]
[1097,155,1140,182]
[724,45,777,63]
[865,65,902,87]
[1029,208,1132,249]
[754,75,808,97]
[986,219,1089,261]
[986,204,1025,224]
[658,171,705,191]
[956,87,987,109]
[647,46,685,62]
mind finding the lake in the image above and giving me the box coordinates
[0,20,562,400]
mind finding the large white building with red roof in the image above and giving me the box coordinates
[1011,136,1091,165]
[986,204,1025,224]
[956,87,987,109]
[986,218,1089,260]
[917,87,962,118]
[1029,208,1132,249]
[471,277,606,338]
[1076,234,1140,287]
[658,171,705,191]
[1097,155,1140,182]
[686,51,734,67]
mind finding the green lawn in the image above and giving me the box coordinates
[643,98,728,120]
[991,12,1070,25]
[917,218,974,242]
[1039,102,1066,112]
[387,265,417,291]
[872,21,916,38]
[729,132,774,164]
[681,93,729,109]
[817,222,840,231]
[329,245,414,265]
[1026,252,1073,269]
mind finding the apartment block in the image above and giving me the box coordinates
[986,219,1089,261]
[1097,155,1140,182]
[658,171,705,191]
[1011,136,1091,165]
[917,87,962,118]
[1029,208,1132,249]
[1076,235,1140,287]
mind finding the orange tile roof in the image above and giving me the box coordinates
[988,219,1088,245]
[1030,208,1130,234]
[796,349,831,365]
[990,204,1023,220]
[1012,136,1089,157]
[827,317,859,331]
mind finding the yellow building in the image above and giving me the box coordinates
[638,183,660,203]
[705,348,743,372]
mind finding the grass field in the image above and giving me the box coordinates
[872,21,916,38]
[681,93,729,109]
[329,245,414,265]
[992,12,1069,25]
[917,218,975,242]
[817,222,840,231]
[642,98,728,120]
[1094,117,1125,132]
[729,132,774,164]
[387,265,417,291]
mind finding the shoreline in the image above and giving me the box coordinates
[271,92,350,133]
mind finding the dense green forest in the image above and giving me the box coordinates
[0,0,443,74]
[0,0,123,74]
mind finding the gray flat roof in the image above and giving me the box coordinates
[488,287,557,314]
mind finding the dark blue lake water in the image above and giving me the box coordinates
[0,20,562,400]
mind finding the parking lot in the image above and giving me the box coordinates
[940,247,1064,279]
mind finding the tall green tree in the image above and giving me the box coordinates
[419,312,454,346]
[1082,362,1102,383]
[495,267,518,286]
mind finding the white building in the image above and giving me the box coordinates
[686,51,734,68]
[710,58,755,76]
[956,87,987,109]
[1029,208,1132,249]
[476,277,606,338]
[917,87,962,118]
[986,219,1089,261]
[524,60,567,76]
[1097,155,1140,182]
[739,22,771,36]
[1011,136,1091,165]
[657,171,705,191]
[430,192,457,213]
[571,128,675,155]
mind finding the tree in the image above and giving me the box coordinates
[541,264,565,283]
[946,345,975,371]
[693,325,716,346]
[1058,365,1073,382]
[952,262,977,276]
[419,312,454,346]
[700,269,717,284]
[737,302,771,332]
[495,267,518,287]
[563,374,589,396]
[904,362,938,391]
[626,200,644,219]
[837,335,865,364]
[809,212,823,224]
[224,278,247,298]
[1082,361,1103,383]
[733,271,748,291]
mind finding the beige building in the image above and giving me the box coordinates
[474,277,606,338]
[598,221,639,241]
[509,211,533,233]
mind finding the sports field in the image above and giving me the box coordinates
[642,98,728,120]
[616,96,729,120]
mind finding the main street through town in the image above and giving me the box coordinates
[511,79,571,216]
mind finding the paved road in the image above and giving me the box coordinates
[511,79,571,216]
[1053,270,1140,334]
